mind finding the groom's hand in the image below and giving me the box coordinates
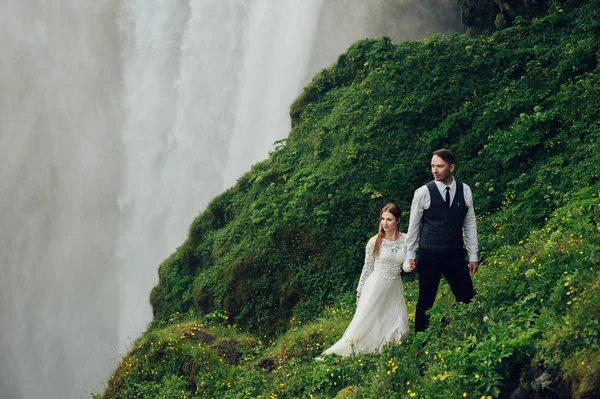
[469,261,479,274]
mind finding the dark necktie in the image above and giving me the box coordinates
[445,187,451,208]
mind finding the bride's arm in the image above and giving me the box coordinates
[356,236,376,299]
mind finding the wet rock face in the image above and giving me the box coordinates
[458,0,497,33]
[458,0,550,33]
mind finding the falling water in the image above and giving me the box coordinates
[0,1,123,398]
[0,1,460,398]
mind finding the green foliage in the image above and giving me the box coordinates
[102,320,265,399]
[101,0,600,398]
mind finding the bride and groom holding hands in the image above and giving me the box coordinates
[320,148,479,357]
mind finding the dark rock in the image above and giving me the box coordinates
[458,0,550,33]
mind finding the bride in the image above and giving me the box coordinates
[320,203,414,358]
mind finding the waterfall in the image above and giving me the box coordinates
[116,0,324,352]
[0,1,123,398]
[0,1,460,398]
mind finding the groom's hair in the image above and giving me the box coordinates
[433,148,455,166]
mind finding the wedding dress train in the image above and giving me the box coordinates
[321,235,410,357]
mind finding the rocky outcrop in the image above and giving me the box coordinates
[458,0,550,33]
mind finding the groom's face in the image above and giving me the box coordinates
[431,155,454,184]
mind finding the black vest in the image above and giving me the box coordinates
[419,180,468,254]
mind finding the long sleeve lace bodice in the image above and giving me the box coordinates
[356,234,410,293]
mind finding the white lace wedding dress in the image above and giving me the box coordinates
[321,234,410,357]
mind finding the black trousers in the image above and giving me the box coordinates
[415,247,475,332]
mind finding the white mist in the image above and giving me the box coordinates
[0,1,123,398]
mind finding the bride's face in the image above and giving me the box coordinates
[380,211,399,233]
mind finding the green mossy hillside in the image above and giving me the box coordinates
[99,0,600,398]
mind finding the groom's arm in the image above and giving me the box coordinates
[462,183,479,274]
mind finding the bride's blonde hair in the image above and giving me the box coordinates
[373,203,401,257]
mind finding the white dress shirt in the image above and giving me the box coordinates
[405,179,478,262]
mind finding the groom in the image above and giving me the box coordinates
[404,148,479,332]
